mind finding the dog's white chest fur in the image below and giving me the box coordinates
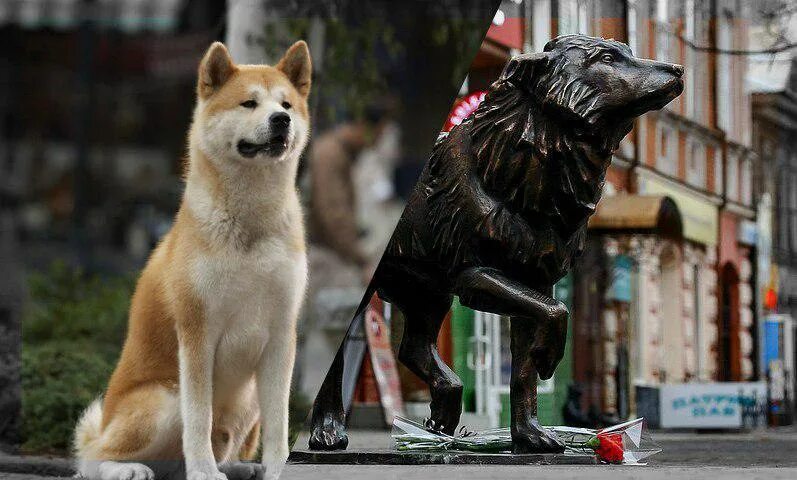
[191,235,306,375]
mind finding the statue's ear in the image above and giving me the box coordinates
[499,52,550,86]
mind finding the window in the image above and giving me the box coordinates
[627,0,639,55]
[740,157,752,206]
[779,170,790,252]
[727,152,739,201]
[687,139,706,188]
[791,173,797,253]
[656,0,670,62]
[714,148,723,195]
[685,0,696,118]
[658,125,677,176]
[558,0,589,35]
[531,0,551,53]
[716,15,732,133]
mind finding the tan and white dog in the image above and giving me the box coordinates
[74,41,312,480]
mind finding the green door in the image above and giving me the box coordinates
[451,274,574,427]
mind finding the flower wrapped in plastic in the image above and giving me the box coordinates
[391,416,661,465]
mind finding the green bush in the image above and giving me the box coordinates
[20,341,117,453]
[21,262,134,454]
[21,262,310,456]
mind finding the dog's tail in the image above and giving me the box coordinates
[73,397,104,472]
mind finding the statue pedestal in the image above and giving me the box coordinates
[288,449,598,465]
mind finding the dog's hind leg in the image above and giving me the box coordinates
[389,290,460,436]
[452,267,566,453]
[75,384,183,480]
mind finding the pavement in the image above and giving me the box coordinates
[4,427,797,480]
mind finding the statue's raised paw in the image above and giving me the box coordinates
[511,418,565,454]
[530,302,568,379]
[308,417,348,451]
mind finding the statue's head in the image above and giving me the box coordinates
[499,34,683,131]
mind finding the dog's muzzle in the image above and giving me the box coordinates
[237,112,292,158]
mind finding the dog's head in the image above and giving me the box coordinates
[500,34,683,131]
[192,41,311,164]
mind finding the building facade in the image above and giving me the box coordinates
[752,57,797,422]
[536,0,757,418]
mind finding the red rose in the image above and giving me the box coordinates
[593,432,624,464]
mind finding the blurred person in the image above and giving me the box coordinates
[297,104,392,397]
[308,103,392,285]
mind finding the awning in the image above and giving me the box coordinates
[588,195,683,239]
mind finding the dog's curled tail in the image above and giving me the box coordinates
[73,397,104,461]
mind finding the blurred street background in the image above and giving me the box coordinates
[321,0,797,467]
[2,0,797,476]
[0,0,497,455]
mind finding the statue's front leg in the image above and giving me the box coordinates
[453,267,566,453]
[509,315,565,454]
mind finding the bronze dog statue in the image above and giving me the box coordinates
[309,34,683,453]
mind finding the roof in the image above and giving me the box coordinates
[588,195,683,238]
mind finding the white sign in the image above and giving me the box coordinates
[659,382,766,428]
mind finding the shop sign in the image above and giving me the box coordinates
[365,304,405,425]
[639,177,718,245]
[659,382,766,428]
[444,91,486,132]
[607,255,633,302]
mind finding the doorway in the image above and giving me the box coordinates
[719,263,741,381]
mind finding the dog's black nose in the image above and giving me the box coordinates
[270,112,291,129]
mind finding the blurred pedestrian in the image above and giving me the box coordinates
[308,104,391,284]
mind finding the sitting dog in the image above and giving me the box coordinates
[309,34,683,453]
[74,41,312,480]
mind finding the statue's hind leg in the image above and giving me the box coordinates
[453,266,566,454]
[308,346,349,451]
[390,290,461,435]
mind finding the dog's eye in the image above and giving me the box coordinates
[240,100,258,109]
[601,54,614,64]
[282,101,292,110]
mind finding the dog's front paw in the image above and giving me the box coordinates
[219,462,264,480]
[97,461,154,480]
[261,461,285,480]
[187,467,228,480]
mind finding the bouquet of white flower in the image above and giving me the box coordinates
[391,416,661,465]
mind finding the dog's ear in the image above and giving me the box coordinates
[197,42,236,99]
[277,41,312,97]
[499,52,550,87]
